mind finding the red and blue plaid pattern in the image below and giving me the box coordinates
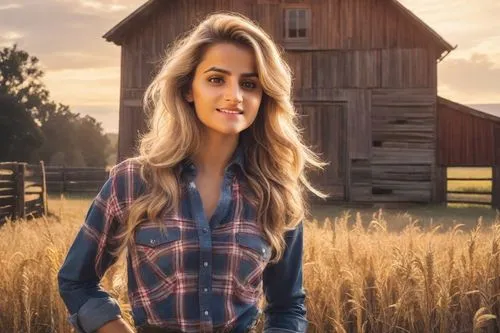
[58,147,307,333]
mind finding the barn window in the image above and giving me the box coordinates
[284,8,310,40]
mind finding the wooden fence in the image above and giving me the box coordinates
[44,166,109,195]
[0,161,48,222]
[0,162,109,223]
[437,166,500,209]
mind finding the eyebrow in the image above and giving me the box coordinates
[203,66,258,78]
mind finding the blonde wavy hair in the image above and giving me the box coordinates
[112,12,327,263]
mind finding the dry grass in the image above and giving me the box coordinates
[1,196,500,332]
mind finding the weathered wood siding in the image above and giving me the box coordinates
[115,0,440,204]
[370,89,436,202]
[296,103,347,201]
[253,0,442,52]
[437,103,496,166]
[495,125,500,166]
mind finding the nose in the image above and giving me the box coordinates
[224,80,243,103]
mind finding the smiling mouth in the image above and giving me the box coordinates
[216,108,243,115]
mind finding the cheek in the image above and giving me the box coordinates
[245,94,262,116]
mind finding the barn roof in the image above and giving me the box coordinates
[438,97,500,124]
[103,0,454,55]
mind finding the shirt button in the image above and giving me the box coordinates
[202,228,208,233]
[203,261,209,267]
[204,310,209,316]
[203,288,208,292]
[262,248,266,254]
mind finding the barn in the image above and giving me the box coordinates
[103,0,500,207]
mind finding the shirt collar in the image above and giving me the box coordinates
[179,143,245,178]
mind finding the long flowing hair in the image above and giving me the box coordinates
[112,12,327,263]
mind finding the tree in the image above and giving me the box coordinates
[0,44,51,123]
[0,44,111,166]
[0,93,43,161]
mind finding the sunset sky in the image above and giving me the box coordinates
[0,0,499,133]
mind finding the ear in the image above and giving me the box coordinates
[185,89,194,103]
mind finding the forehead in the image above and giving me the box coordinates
[197,43,257,73]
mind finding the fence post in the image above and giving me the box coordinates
[61,165,66,195]
[434,165,447,205]
[493,165,500,210]
[15,163,26,220]
[40,160,48,215]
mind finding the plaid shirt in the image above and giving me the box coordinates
[58,146,307,333]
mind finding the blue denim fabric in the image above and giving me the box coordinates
[57,146,307,333]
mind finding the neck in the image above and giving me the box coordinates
[191,132,239,177]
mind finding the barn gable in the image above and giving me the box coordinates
[103,0,453,57]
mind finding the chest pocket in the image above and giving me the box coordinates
[134,227,181,248]
[133,226,182,288]
[236,232,272,262]
[231,232,272,304]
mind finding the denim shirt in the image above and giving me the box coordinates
[57,146,307,333]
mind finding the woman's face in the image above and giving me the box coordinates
[185,42,263,138]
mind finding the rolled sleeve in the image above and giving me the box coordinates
[262,222,308,333]
[68,297,122,333]
[57,164,132,333]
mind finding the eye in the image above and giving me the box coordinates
[241,81,257,89]
[208,77,223,84]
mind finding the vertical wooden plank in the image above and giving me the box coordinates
[493,166,500,210]
[433,165,447,204]
[495,125,500,166]
[16,163,25,220]
[40,160,48,216]
[61,166,66,194]
[348,90,371,159]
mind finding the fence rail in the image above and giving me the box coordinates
[0,161,48,223]
[443,166,499,208]
[43,166,109,194]
[0,162,109,223]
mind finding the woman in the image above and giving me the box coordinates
[58,12,326,333]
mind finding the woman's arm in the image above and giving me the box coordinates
[96,318,135,333]
[262,222,308,333]
[58,164,139,333]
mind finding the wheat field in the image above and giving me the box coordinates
[1,196,499,333]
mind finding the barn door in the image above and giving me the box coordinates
[297,103,347,201]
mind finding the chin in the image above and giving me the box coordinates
[210,126,247,136]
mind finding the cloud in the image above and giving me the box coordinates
[400,0,500,40]
[438,53,500,103]
[72,105,119,132]
[0,30,24,47]
[43,66,121,107]
[79,0,127,13]
[0,4,22,11]
[0,30,23,40]
[40,51,118,70]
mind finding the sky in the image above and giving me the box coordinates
[0,0,499,133]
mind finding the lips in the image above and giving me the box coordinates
[216,108,243,115]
